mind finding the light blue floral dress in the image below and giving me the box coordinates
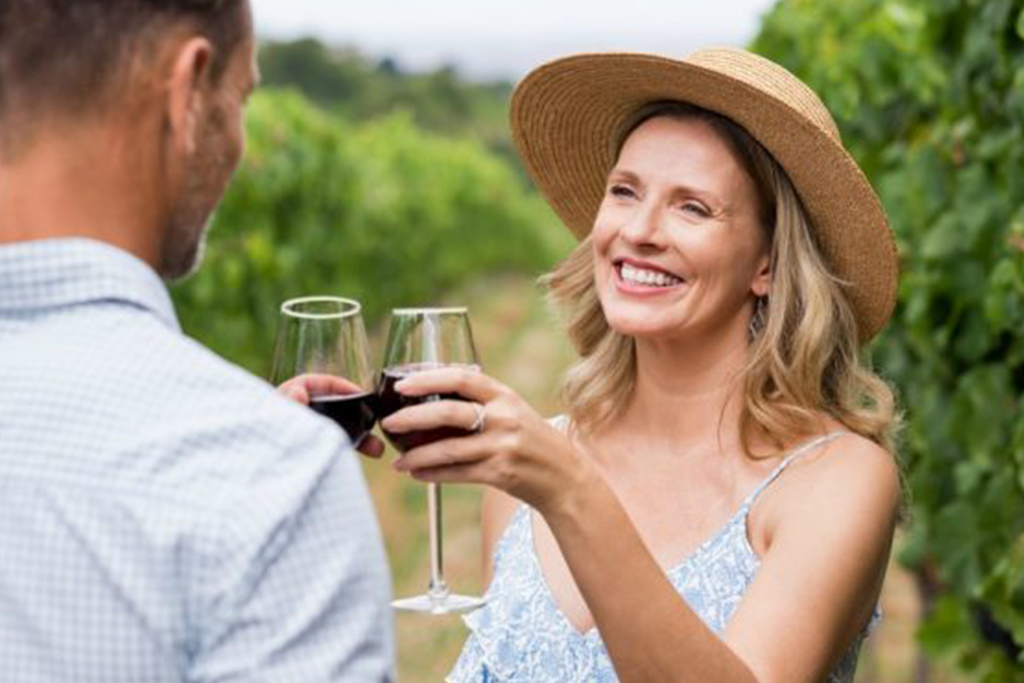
[448,424,879,682]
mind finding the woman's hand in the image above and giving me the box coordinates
[378,366,596,515]
[277,373,385,458]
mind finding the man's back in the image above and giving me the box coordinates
[0,239,394,682]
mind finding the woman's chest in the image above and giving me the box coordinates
[527,472,764,635]
[589,456,772,560]
[486,504,759,653]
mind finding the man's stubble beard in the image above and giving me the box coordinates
[159,110,236,283]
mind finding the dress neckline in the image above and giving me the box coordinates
[525,430,848,638]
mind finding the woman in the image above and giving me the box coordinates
[381,48,902,683]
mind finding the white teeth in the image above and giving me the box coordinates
[620,263,682,287]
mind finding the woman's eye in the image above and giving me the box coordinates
[681,202,711,217]
[610,184,636,199]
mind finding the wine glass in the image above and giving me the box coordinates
[270,296,376,447]
[377,307,485,614]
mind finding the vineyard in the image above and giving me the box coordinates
[755,1,1024,679]
[169,3,1024,677]
[173,89,569,374]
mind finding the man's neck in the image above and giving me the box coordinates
[0,120,166,268]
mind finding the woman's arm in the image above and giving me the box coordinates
[720,436,899,682]
[382,368,900,683]
[543,434,898,683]
[543,470,763,682]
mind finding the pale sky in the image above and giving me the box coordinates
[251,0,779,81]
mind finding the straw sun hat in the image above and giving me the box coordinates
[510,48,898,342]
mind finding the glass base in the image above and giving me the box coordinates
[392,592,486,615]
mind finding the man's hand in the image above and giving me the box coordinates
[278,374,385,458]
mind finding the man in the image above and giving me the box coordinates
[0,1,394,681]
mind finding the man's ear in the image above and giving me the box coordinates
[751,253,772,298]
[165,37,214,156]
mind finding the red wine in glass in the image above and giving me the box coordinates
[380,307,485,614]
[309,391,377,446]
[376,363,477,452]
[270,296,376,448]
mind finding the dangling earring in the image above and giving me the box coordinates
[748,296,768,341]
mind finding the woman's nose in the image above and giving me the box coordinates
[619,202,665,248]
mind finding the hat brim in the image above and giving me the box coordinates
[510,52,897,342]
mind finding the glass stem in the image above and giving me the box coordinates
[427,482,448,600]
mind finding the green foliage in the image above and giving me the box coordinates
[257,39,517,165]
[754,0,1024,678]
[258,38,369,106]
[170,89,567,377]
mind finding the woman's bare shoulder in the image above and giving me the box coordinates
[764,429,901,543]
[795,430,898,493]
[728,431,901,683]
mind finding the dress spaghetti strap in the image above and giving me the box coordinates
[744,431,849,506]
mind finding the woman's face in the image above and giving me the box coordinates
[592,115,771,343]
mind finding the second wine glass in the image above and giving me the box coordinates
[377,307,485,614]
[270,296,376,447]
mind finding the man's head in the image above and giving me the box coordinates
[0,0,257,280]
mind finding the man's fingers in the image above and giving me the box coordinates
[297,373,365,396]
[277,374,367,406]
[356,434,386,459]
[277,379,311,405]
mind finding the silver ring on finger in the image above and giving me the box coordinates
[469,402,487,433]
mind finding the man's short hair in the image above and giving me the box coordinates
[0,0,247,137]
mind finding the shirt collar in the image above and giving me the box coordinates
[0,238,181,331]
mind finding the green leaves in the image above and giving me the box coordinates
[170,90,568,377]
[756,0,1024,679]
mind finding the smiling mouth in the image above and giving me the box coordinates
[615,261,685,288]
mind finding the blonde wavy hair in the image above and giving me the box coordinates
[543,102,899,455]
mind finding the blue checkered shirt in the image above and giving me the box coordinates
[0,238,394,682]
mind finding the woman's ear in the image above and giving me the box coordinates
[751,253,771,298]
[164,37,214,156]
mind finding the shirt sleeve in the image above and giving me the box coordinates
[187,426,395,683]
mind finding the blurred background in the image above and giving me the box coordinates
[170,0,1024,680]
